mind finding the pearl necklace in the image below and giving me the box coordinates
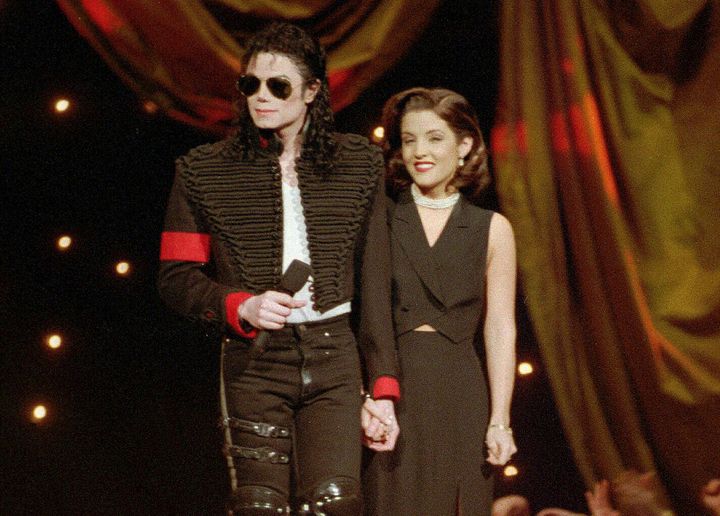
[410,183,460,209]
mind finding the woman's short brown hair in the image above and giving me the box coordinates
[381,87,490,201]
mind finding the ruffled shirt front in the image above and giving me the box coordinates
[281,161,351,323]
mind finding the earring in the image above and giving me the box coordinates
[458,157,465,167]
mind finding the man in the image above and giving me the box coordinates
[158,22,398,515]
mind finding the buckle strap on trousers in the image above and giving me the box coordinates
[224,445,290,464]
[220,417,291,438]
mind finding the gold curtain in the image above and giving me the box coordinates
[492,0,720,512]
[55,0,440,132]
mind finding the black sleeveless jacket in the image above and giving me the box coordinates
[390,189,494,344]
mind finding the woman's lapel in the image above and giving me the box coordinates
[390,190,448,306]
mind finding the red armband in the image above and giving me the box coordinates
[160,232,210,262]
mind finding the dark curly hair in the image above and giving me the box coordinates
[381,87,490,201]
[234,22,337,172]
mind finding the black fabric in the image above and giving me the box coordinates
[364,332,492,516]
[222,316,363,511]
[364,192,495,515]
[158,131,398,389]
[172,132,380,310]
[389,190,493,343]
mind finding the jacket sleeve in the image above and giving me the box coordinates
[157,164,256,338]
[356,146,400,399]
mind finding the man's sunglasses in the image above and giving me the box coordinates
[236,75,300,100]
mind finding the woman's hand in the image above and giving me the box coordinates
[485,424,517,465]
[361,397,399,452]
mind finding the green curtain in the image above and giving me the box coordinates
[493,0,720,512]
[55,0,440,132]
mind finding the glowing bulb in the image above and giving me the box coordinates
[503,465,518,477]
[142,100,158,114]
[57,235,72,250]
[54,98,70,113]
[32,404,47,421]
[47,334,62,349]
[371,126,385,142]
[116,261,130,275]
[518,362,534,375]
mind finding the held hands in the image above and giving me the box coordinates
[485,423,517,466]
[238,291,306,330]
[361,397,399,452]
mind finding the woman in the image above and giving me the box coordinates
[362,87,517,516]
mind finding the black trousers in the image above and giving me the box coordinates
[220,314,363,506]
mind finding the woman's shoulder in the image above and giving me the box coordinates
[487,211,515,250]
[461,198,497,224]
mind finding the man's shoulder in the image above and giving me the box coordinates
[332,133,383,174]
[174,139,244,183]
[333,132,380,154]
[178,138,236,164]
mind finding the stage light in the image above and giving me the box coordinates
[46,334,62,349]
[142,100,158,114]
[503,465,518,477]
[32,404,48,422]
[57,235,72,250]
[371,126,384,142]
[115,261,130,275]
[518,362,534,375]
[54,98,70,113]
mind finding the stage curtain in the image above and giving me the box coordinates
[55,0,440,132]
[492,0,720,512]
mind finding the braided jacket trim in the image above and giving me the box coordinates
[176,133,381,312]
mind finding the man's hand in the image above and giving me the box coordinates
[361,398,399,452]
[238,291,306,330]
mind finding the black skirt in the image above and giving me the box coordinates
[363,331,493,516]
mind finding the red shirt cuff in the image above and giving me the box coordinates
[224,292,257,338]
[373,376,400,401]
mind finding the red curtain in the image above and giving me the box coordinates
[56,0,440,132]
[493,1,720,512]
